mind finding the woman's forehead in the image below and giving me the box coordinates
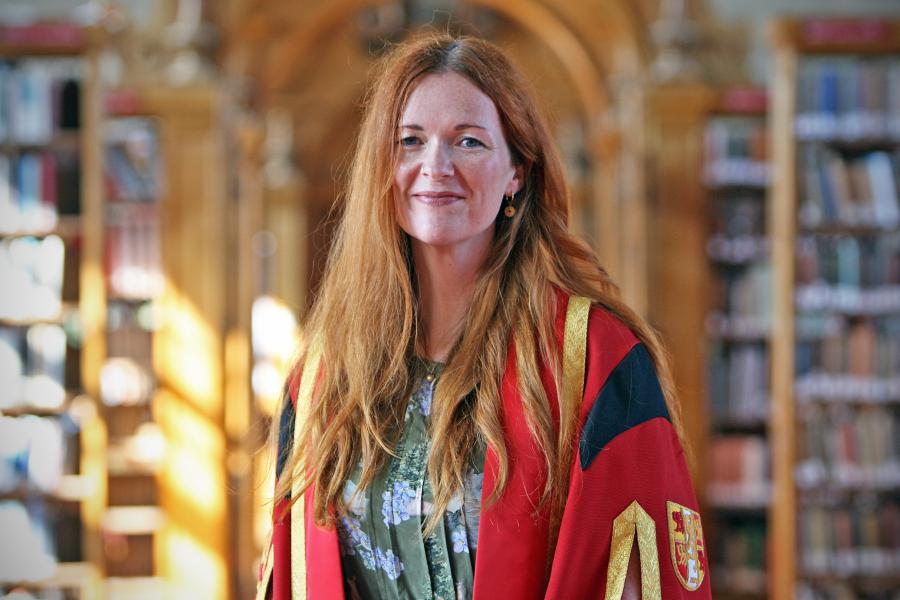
[400,72,502,130]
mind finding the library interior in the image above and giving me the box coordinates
[1,0,900,599]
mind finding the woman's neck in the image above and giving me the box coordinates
[412,238,489,362]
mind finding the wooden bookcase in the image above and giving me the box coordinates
[769,17,900,600]
[101,85,234,599]
[701,86,771,600]
[0,22,237,595]
[0,22,104,600]
[648,83,775,600]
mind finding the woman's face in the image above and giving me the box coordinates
[393,72,522,255]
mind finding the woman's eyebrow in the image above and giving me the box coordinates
[399,123,488,131]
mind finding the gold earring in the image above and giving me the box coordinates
[504,194,516,218]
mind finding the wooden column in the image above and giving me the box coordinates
[147,87,231,600]
[228,117,266,600]
[78,38,108,578]
[768,44,797,600]
[616,76,649,317]
[645,83,717,491]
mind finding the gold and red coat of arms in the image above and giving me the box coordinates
[666,501,706,591]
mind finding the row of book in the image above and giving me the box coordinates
[0,235,64,322]
[799,147,899,229]
[0,324,67,412]
[707,343,769,425]
[0,60,80,145]
[709,262,772,323]
[706,234,769,265]
[707,435,770,507]
[0,220,163,319]
[796,405,899,491]
[704,118,769,187]
[796,57,900,141]
[106,203,163,300]
[0,151,80,234]
[797,232,900,287]
[709,520,766,593]
[795,318,900,379]
[799,499,900,577]
[711,194,766,238]
[101,303,156,407]
[796,373,900,405]
[104,118,161,203]
[796,284,900,315]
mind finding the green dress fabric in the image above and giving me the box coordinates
[337,359,487,600]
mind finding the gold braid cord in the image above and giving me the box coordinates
[256,341,322,600]
[544,295,589,566]
[291,341,322,600]
[563,296,590,419]
[605,501,662,600]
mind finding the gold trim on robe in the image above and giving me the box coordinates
[290,341,322,600]
[605,500,662,600]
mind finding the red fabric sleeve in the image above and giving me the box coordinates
[545,307,711,599]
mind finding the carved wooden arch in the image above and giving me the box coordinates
[262,0,653,122]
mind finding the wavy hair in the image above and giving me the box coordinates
[272,33,682,534]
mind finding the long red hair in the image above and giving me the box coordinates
[273,33,681,534]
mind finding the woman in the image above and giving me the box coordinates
[258,33,709,600]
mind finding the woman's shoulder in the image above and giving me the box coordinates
[578,300,661,398]
[583,302,640,356]
[576,301,672,465]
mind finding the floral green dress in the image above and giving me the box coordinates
[337,359,487,600]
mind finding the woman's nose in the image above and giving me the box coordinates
[421,141,454,178]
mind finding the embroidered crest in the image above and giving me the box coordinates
[666,501,706,591]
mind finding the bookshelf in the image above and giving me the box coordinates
[769,17,900,600]
[98,96,166,589]
[0,23,105,600]
[702,86,771,600]
[100,85,233,599]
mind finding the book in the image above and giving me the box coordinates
[797,57,900,142]
[2,58,81,145]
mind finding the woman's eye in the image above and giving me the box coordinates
[399,136,421,147]
[459,136,485,149]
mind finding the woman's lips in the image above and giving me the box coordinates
[412,192,464,206]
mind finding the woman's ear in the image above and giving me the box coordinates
[507,164,524,196]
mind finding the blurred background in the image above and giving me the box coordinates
[0,0,899,598]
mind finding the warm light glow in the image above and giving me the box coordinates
[159,525,227,600]
[127,422,167,468]
[154,290,220,415]
[251,359,282,413]
[100,357,153,406]
[251,295,298,361]
[154,390,225,517]
[251,295,300,416]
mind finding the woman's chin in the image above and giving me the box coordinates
[409,234,461,249]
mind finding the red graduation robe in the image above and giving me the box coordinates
[258,292,711,599]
